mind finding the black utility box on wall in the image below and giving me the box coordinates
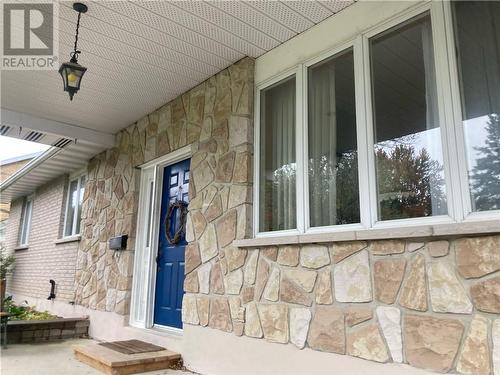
[109,235,128,250]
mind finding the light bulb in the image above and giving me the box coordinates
[68,72,77,83]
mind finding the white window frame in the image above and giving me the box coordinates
[63,172,86,238]
[302,39,370,234]
[130,145,191,334]
[19,195,33,247]
[253,0,500,238]
[254,66,305,238]
[440,0,500,223]
[362,3,456,231]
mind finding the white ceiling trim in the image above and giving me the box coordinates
[1,109,116,148]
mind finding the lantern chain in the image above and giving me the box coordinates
[70,10,82,62]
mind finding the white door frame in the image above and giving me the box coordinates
[129,145,192,334]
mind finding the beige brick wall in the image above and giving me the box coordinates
[5,176,79,302]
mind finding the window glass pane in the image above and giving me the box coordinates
[308,48,360,226]
[65,179,78,236]
[453,1,500,212]
[259,76,296,232]
[75,176,86,235]
[20,206,26,245]
[20,199,32,245]
[370,14,448,220]
[0,222,6,243]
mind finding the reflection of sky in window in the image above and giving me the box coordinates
[463,114,493,170]
[79,185,85,204]
[71,189,78,208]
[375,127,444,165]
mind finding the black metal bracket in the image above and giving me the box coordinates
[47,280,56,300]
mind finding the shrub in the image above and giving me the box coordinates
[3,297,58,321]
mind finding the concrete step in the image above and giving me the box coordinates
[73,341,181,375]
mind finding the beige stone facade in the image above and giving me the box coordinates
[183,235,500,374]
[74,57,254,315]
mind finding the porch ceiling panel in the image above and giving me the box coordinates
[1,0,355,136]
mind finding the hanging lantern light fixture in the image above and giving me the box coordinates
[59,2,88,101]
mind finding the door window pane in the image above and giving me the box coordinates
[259,76,296,232]
[370,14,448,220]
[453,1,500,212]
[308,48,360,226]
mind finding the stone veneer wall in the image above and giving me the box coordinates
[182,235,500,375]
[74,57,254,315]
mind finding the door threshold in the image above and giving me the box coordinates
[127,324,183,339]
[151,324,183,337]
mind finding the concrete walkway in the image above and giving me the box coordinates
[0,338,194,375]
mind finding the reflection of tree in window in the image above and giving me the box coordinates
[261,166,296,232]
[269,163,296,231]
[308,151,360,225]
[471,114,500,210]
[375,135,446,220]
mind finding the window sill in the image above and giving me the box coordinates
[55,235,81,245]
[14,245,29,251]
[233,218,500,247]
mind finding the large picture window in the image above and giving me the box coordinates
[370,14,447,220]
[255,1,499,236]
[453,1,500,212]
[64,175,86,237]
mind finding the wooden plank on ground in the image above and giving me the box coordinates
[99,340,165,354]
[73,342,181,375]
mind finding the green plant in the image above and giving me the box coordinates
[0,244,15,279]
[3,297,24,316]
[3,297,58,320]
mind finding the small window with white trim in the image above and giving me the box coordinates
[63,174,86,237]
[259,75,297,232]
[19,196,33,246]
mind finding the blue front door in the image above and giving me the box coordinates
[154,158,190,328]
